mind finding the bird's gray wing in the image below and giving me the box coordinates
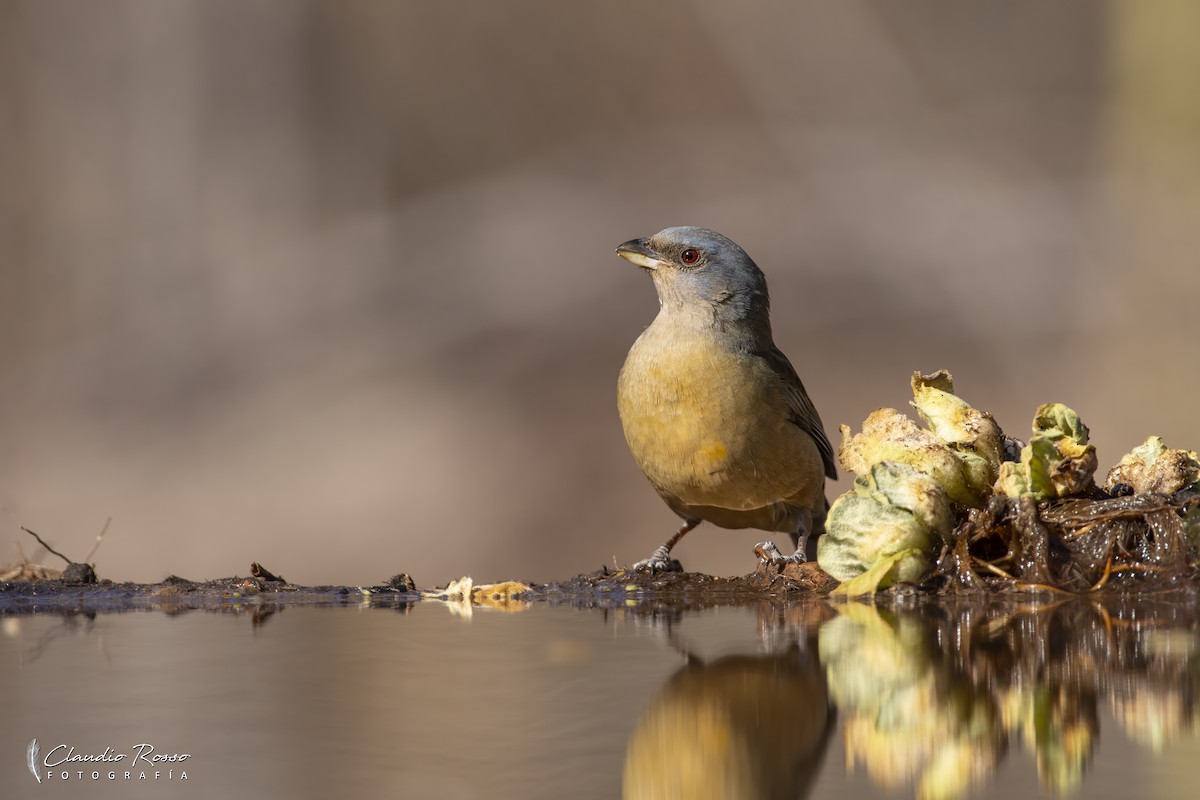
[758,346,838,480]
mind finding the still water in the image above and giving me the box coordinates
[2,596,1198,799]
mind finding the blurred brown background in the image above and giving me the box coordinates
[1,0,1197,586]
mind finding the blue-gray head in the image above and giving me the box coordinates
[615,226,773,342]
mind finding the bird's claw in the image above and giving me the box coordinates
[632,550,684,573]
[633,557,684,574]
[755,541,808,566]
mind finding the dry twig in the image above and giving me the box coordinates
[84,517,111,564]
[19,527,72,566]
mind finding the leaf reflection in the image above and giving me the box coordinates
[623,599,1200,799]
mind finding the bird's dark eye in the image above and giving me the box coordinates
[680,248,700,265]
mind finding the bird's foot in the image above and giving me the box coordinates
[755,541,808,566]
[633,545,684,574]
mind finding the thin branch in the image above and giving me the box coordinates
[84,517,111,564]
[1089,551,1115,592]
[971,556,1014,581]
[19,527,72,566]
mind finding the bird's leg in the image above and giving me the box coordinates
[756,511,813,566]
[633,519,699,573]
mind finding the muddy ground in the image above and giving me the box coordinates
[0,561,836,617]
[2,554,1196,619]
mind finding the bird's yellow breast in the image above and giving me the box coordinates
[617,320,801,509]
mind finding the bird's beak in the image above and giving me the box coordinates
[616,238,668,271]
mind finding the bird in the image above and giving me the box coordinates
[615,226,836,572]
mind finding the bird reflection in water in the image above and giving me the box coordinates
[623,636,833,800]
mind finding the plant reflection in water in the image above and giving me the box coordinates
[622,598,1199,799]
